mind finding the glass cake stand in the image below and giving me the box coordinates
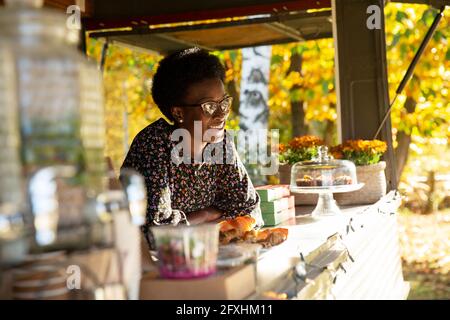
[290,183,364,218]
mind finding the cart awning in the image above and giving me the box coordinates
[84,0,333,53]
[1,0,445,53]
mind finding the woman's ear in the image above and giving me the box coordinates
[171,107,184,124]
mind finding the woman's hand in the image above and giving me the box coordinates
[186,207,223,225]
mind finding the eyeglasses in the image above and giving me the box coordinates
[179,95,233,117]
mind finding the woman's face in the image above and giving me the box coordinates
[172,78,230,143]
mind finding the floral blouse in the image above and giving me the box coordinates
[121,118,263,244]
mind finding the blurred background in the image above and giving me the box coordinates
[85,3,449,299]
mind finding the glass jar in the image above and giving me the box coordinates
[0,13,27,265]
[0,0,107,250]
[0,0,106,193]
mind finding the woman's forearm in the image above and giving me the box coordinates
[186,207,223,224]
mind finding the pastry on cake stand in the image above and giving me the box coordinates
[289,146,364,218]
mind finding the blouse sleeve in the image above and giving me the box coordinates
[120,129,187,237]
[213,137,264,228]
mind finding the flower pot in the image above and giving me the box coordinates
[278,164,318,205]
[335,161,387,205]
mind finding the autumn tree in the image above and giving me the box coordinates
[87,38,163,171]
[385,4,450,182]
[269,40,337,145]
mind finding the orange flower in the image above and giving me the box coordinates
[278,143,286,153]
[330,145,343,159]
[288,135,324,150]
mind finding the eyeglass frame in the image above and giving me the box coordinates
[176,95,233,117]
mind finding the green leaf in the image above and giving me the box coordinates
[421,9,435,27]
[289,88,303,102]
[292,45,306,56]
[271,54,283,65]
[229,50,237,62]
[422,88,436,99]
[322,80,329,95]
[433,30,444,42]
[422,61,432,70]
[396,11,408,23]
[404,29,412,38]
[446,48,450,61]
[400,43,408,60]
[389,34,401,49]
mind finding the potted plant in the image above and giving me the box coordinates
[331,139,388,205]
[278,136,325,205]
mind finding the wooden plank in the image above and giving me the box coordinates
[331,218,394,298]
[331,214,407,299]
[295,244,349,299]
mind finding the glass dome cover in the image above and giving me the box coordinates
[289,146,364,218]
[290,146,357,190]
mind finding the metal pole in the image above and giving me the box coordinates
[99,40,109,72]
[78,20,87,56]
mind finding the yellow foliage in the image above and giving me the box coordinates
[88,3,448,177]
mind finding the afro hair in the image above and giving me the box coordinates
[151,47,226,122]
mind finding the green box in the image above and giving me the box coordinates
[256,185,290,202]
[262,208,294,226]
[260,196,294,215]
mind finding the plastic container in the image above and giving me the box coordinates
[217,243,260,267]
[151,223,219,279]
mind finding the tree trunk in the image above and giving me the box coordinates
[394,96,417,182]
[223,58,240,115]
[291,100,307,137]
[227,79,240,116]
[395,130,411,182]
[424,170,436,214]
[323,102,337,145]
[288,51,307,137]
[324,119,336,146]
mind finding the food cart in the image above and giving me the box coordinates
[2,0,446,300]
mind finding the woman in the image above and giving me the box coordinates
[121,48,263,247]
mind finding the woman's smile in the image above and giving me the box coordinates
[207,115,227,142]
[208,120,225,130]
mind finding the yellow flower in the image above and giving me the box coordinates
[370,140,388,153]
[338,139,387,153]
